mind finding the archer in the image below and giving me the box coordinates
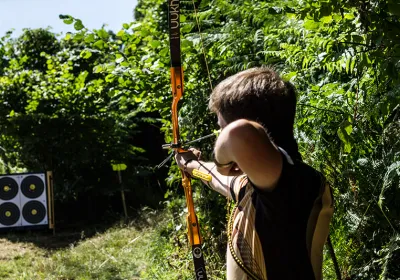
[175,67,334,280]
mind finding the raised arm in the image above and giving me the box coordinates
[213,119,283,191]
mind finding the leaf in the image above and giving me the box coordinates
[304,19,319,30]
[378,161,400,211]
[80,49,92,59]
[111,163,127,171]
[74,19,85,31]
[64,33,72,41]
[337,120,353,153]
[140,29,150,37]
[350,58,356,73]
[84,34,95,43]
[150,40,161,48]
[60,14,74,25]
[159,48,169,57]
[344,122,353,135]
[93,40,105,50]
[283,72,297,81]
[181,39,193,48]
[321,16,333,24]
[117,30,125,37]
[63,18,74,25]
[105,74,115,82]
[93,65,104,73]
[97,29,109,40]
[344,13,355,20]
[346,57,352,74]
[180,14,187,23]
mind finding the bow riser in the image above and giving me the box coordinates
[170,67,183,148]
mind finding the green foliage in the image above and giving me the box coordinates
[0,0,399,278]
[0,26,162,202]
[130,0,400,278]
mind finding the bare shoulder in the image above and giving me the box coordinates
[227,119,283,191]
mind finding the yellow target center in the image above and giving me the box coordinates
[29,184,36,191]
[5,211,11,217]
[3,186,10,192]
[31,209,37,215]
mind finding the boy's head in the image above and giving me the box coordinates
[208,67,297,141]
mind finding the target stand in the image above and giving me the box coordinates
[0,171,54,232]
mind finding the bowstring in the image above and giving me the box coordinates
[190,0,213,91]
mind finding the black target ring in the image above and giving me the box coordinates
[0,202,20,226]
[0,177,19,200]
[22,200,46,224]
[21,176,45,199]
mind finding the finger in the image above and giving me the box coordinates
[187,148,201,158]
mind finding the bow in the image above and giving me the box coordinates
[167,0,208,278]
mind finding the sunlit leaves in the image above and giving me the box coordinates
[93,40,105,50]
[337,120,353,153]
[80,49,92,59]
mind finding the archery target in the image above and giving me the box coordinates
[0,173,50,229]
[0,175,22,228]
[21,175,45,199]
[20,173,48,226]
[0,177,19,201]
[0,202,21,226]
[22,201,46,224]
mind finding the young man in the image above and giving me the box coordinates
[175,67,334,280]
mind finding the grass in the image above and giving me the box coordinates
[0,205,340,279]
[0,208,178,280]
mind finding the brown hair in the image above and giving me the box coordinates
[209,67,301,160]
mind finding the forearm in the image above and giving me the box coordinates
[184,160,233,198]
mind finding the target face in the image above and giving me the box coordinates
[22,200,46,224]
[0,202,21,226]
[21,176,44,199]
[0,177,19,201]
